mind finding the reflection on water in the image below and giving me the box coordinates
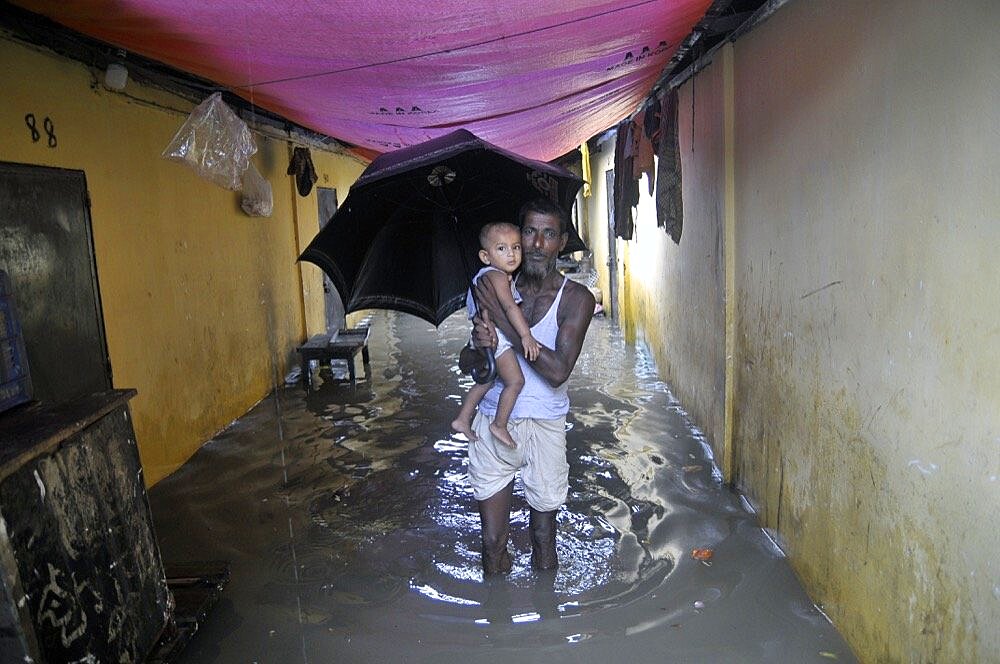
[150,311,856,663]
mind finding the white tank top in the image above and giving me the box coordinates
[479,277,570,419]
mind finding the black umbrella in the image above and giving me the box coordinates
[299,129,586,381]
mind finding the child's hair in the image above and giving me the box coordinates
[479,221,521,250]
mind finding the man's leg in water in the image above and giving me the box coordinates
[529,508,558,570]
[518,417,568,571]
[488,351,524,449]
[478,480,514,575]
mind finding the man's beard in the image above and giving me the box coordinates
[521,253,555,279]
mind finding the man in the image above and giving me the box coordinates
[464,197,595,574]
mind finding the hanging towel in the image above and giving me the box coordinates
[644,98,662,147]
[655,89,683,243]
[613,120,638,240]
[632,112,656,196]
[580,142,592,198]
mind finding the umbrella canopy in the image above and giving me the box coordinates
[299,129,586,327]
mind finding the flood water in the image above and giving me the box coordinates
[149,311,856,663]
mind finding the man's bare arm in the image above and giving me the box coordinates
[477,277,594,386]
[529,283,594,385]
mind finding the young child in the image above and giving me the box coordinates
[451,222,540,448]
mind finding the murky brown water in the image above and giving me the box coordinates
[149,311,856,663]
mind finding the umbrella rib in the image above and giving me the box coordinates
[360,177,454,213]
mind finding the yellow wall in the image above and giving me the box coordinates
[583,64,728,459]
[731,1,999,660]
[584,0,999,660]
[1,35,365,484]
[291,150,366,336]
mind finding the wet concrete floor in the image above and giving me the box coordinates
[149,311,857,663]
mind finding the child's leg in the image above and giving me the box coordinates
[452,381,492,441]
[488,352,525,449]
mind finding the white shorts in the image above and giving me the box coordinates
[495,329,512,357]
[468,412,568,511]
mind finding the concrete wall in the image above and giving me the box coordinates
[584,60,728,455]
[731,1,999,660]
[292,156,366,335]
[584,0,999,660]
[1,35,365,484]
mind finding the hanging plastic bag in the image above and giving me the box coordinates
[240,163,273,217]
[162,92,256,191]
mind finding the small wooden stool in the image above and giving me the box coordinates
[296,327,371,389]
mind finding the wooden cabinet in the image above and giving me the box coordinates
[0,390,171,663]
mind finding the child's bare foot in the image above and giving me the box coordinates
[451,418,478,441]
[489,421,517,449]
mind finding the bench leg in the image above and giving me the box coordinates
[302,359,312,391]
[348,356,357,385]
[362,346,371,380]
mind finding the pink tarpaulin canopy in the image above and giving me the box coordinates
[16,0,712,161]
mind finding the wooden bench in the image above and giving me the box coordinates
[296,327,371,389]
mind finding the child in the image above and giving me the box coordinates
[451,222,540,448]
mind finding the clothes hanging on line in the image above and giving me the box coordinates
[613,120,639,240]
[655,89,683,244]
[631,113,656,197]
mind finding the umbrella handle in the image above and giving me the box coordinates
[471,347,497,384]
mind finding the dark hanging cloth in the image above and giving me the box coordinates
[632,113,656,197]
[613,120,639,240]
[287,147,318,196]
[655,89,683,243]
[643,98,661,146]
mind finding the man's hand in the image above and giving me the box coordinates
[470,309,497,350]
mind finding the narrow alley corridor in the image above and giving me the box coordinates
[149,311,855,663]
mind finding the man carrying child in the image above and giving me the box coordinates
[462,197,595,574]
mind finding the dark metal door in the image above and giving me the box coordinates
[316,187,344,333]
[0,162,112,403]
[605,169,618,319]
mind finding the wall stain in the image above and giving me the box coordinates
[732,279,979,663]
